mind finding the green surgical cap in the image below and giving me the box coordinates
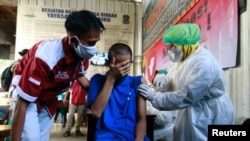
[162,23,201,45]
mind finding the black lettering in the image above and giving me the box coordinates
[197,5,203,19]
[204,0,208,13]
[207,13,211,30]
[190,12,196,23]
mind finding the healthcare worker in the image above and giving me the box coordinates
[147,70,176,141]
[138,23,234,141]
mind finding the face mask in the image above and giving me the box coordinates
[73,36,96,59]
[168,47,183,62]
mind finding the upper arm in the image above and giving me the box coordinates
[137,94,147,119]
[137,77,147,119]
[140,77,147,85]
[15,58,50,102]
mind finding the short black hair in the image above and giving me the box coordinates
[65,10,105,37]
[18,49,29,56]
[108,43,132,62]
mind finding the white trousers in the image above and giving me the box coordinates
[21,103,55,141]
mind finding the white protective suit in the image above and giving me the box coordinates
[147,73,176,141]
[150,46,234,141]
[147,101,176,141]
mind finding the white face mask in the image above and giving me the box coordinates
[168,47,183,62]
[73,36,96,59]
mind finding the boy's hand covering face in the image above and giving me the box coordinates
[108,57,131,79]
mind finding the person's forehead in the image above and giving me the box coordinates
[165,43,178,50]
[114,54,131,62]
[165,43,175,47]
[79,28,101,42]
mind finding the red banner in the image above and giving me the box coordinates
[143,0,238,83]
[178,0,238,68]
[143,41,171,83]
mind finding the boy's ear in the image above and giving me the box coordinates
[111,57,116,63]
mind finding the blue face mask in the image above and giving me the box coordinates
[73,36,96,59]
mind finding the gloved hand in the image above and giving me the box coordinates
[138,84,156,101]
[153,74,170,92]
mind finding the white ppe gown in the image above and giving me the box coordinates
[147,101,176,141]
[151,46,234,141]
